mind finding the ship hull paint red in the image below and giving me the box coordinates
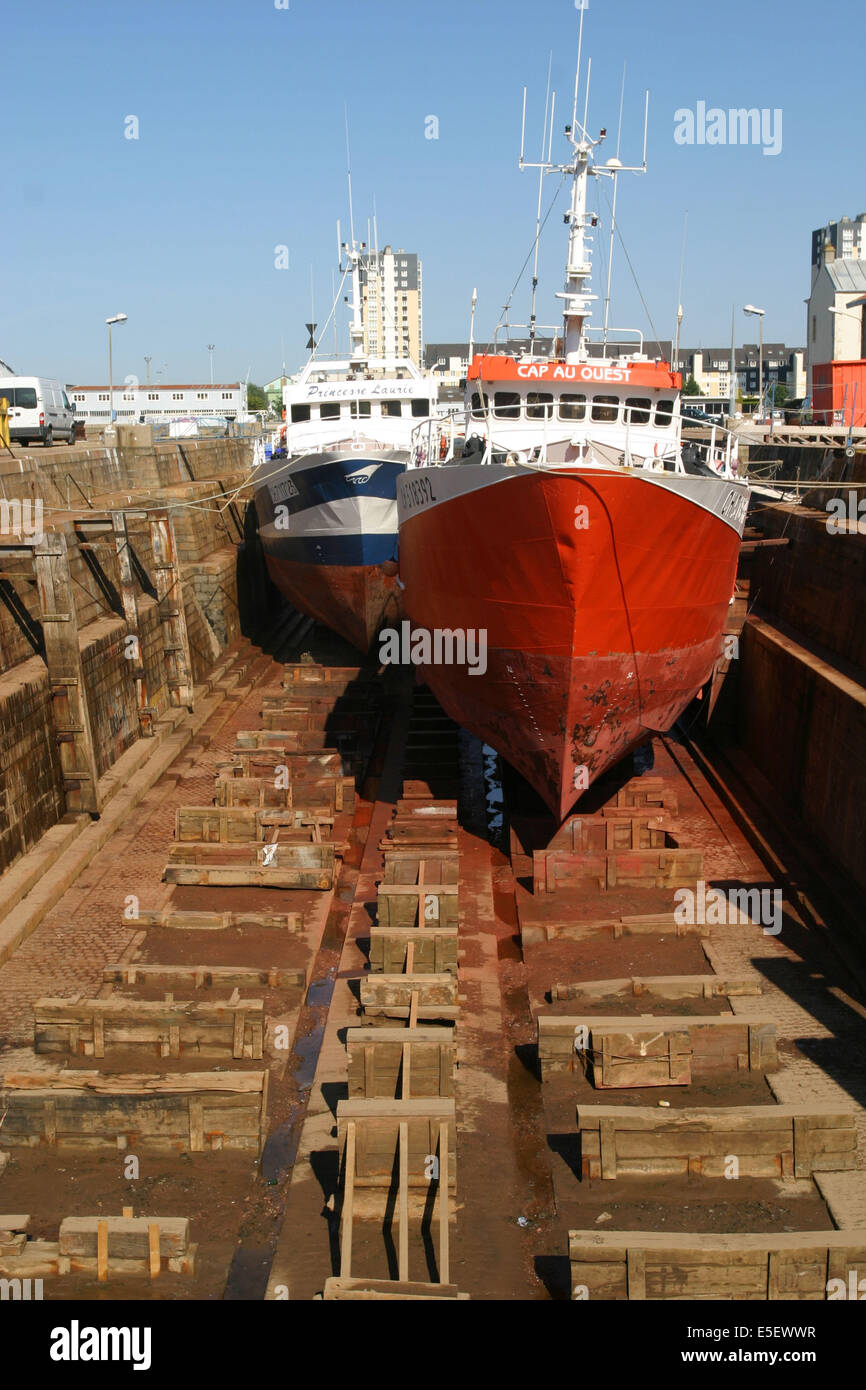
[264,553,400,653]
[397,465,746,820]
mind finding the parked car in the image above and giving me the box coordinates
[782,398,813,425]
[682,405,724,425]
[0,376,76,446]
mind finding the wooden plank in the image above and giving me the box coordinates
[103,964,304,989]
[322,1277,469,1301]
[340,1121,356,1279]
[97,1219,108,1283]
[438,1121,450,1286]
[398,1121,409,1282]
[553,975,762,1002]
[134,909,303,932]
[148,1223,161,1279]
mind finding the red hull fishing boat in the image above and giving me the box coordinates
[396,18,749,821]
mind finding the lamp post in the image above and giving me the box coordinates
[207,344,215,385]
[743,305,765,421]
[105,313,128,430]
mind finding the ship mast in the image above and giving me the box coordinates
[519,7,648,364]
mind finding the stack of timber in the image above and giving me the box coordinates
[568,1231,866,1301]
[379,801,459,850]
[103,961,304,990]
[164,840,337,889]
[537,1014,779,1086]
[33,995,265,1059]
[0,1071,269,1152]
[577,1104,857,1179]
[0,1212,197,1281]
[325,799,467,1299]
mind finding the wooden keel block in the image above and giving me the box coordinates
[360,973,459,1021]
[0,1072,269,1154]
[577,1104,857,1180]
[533,847,703,895]
[569,1230,866,1301]
[377,883,459,930]
[336,1098,457,1192]
[558,813,670,854]
[346,1027,457,1099]
[537,1015,779,1086]
[33,996,265,1060]
[163,841,337,890]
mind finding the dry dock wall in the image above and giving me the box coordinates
[0,438,254,874]
[726,494,866,895]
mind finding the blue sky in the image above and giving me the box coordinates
[1,0,861,387]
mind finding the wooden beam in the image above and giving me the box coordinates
[340,1121,356,1279]
[111,509,152,737]
[33,531,102,814]
[149,510,194,710]
[398,1121,409,1283]
[438,1121,450,1286]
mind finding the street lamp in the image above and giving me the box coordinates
[105,313,128,430]
[743,305,765,420]
[207,344,215,385]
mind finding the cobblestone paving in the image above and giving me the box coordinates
[0,654,283,1049]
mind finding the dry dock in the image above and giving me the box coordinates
[0,437,865,1302]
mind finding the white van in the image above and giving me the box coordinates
[0,376,76,447]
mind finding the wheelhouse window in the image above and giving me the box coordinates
[559,393,586,421]
[350,400,372,418]
[383,400,403,417]
[625,397,651,425]
[320,402,341,419]
[655,398,675,426]
[591,395,619,423]
[411,398,431,418]
[493,391,521,419]
[290,404,311,423]
[526,392,554,420]
[470,391,488,420]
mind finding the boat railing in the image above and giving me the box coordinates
[410,409,465,466]
[582,326,646,356]
[409,403,742,479]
